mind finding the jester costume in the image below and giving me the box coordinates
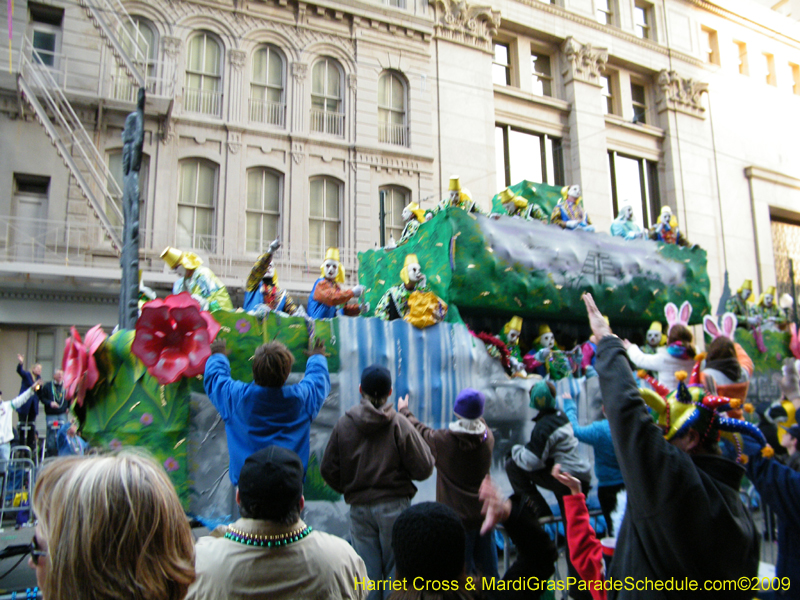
[243,251,301,315]
[549,192,593,231]
[172,266,232,312]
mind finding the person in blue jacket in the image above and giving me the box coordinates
[563,394,625,536]
[203,337,330,485]
[744,429,800,598]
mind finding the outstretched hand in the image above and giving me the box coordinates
[479,476,512,536]
[305,337,328,357]
[582,293,613,340]
[551,464,582,495]
[397,394,409,412]
[210,339,229,355]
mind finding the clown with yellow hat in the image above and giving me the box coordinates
[493,188,547,223]
[726,279,757,329]
[395,202,427,247]
[523,324,571,380]
[375,254,447,328]
[242,238,304,318]
[754,284,788,331]
[160,246,233,312]
[307,248,364,319]
[426,175,483,221]
[549,184,594,232]
[648,205,690,246]
[643,321,667,354]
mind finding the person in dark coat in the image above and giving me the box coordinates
[583,293,760,599]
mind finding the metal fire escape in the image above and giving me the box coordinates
[16,0,153,253]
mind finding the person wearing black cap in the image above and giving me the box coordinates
[321,365,434,600]
[781,424,800,472]
[187,446,368,600]
[398,388,498,578]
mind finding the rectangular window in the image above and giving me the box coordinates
[791,63,800,95]
[596,0,613,25]
[735,41,749,76]
[608,151,660,230]
[634,2,652,39]
[631,82,647,124]
[531,53,553,97]
[771,218,800,310]
[177,160,217,252]
[601,75,615,114]
[495,125,564,189]
[379,187,409,246]
[309,178,341,260]
[11,173,49,262]
[246,168,281,253]
[764,53,777,86]
[702,27,720,65]
[28,2,63,68]
[493,43,511,86]
[35,330,56,380]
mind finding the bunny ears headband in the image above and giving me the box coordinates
[665,301,692,333]
[703,313,737,341]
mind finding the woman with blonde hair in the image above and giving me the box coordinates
[30,451,195,600]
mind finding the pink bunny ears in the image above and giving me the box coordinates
[703,313,736,340]
[664,301,692,333]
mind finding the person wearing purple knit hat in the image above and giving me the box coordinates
[398,388,497,578]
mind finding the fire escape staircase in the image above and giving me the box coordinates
[16,0,153,253]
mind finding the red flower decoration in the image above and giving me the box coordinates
[131,292,221,385]
[62,325,107,406]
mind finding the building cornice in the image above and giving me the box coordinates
[745,166,800,190]
[510,0,707,69]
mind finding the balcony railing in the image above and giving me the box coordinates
[378,121,409,146]
[310,108,345,137]
[109,60,177,102]
[183,87,223,117]
[249,98,286,127]
[0,216,360,286]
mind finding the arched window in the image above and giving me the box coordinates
[379,185,409,245]
[378,71,407,146]
[113,17,157,101]
[178,158,218,252]
[309,176,341,260]
[246,168,282,252]
[310,58,343,136]
[185,32,223,116]
[250,45,285,127]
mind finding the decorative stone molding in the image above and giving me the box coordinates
[347,74,357,90]
[656,69,708,118]
[291,142,305,164]
[292,62,308,82]
[227,130,242,154]
[561,37,608,85]
[159,117,175,145]
[229,50,247,71]
[162,36,182,59]
[429,0,500,54]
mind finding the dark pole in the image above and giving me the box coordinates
[119,87,145,330]
[379,190,386,247]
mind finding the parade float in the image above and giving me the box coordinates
[70,180,728,532]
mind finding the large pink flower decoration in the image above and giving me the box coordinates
[131,292,221,385]
[62,324,107,406]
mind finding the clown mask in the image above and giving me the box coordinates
[264,263,276,282]
[646,330,661,348]
[739,288,751,302]
[540,332,555,350]
[323,260,339,281]
[448,190,461,206]
[764,293,774,308]
[660,210,673,227]
[407,262,424,284]
[567,185,581,201]
[620,205,633,221]
[402,206,413,222]
[507,329,521,345]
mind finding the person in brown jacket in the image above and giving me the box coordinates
[399,388,498,579]
[320,365,434,600]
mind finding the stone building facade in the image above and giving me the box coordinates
[1,0,799,397]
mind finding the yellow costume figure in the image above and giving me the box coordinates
[161,247,233,312]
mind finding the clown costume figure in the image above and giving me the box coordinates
[726,279,759,329]
[643,322,666,355]
[426,176,482,220]
[376,255,447,328]
[243,240,304,318]
[753,285,788,332]
[610,201,645,240]
[493,188,547,222]
[161,247,233,312]
[395,202,426,247]
[307,248,364,319]
[499,316,527,375]
[648,206,689,246]
[549,184,594,232]
[524,325,571,381]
